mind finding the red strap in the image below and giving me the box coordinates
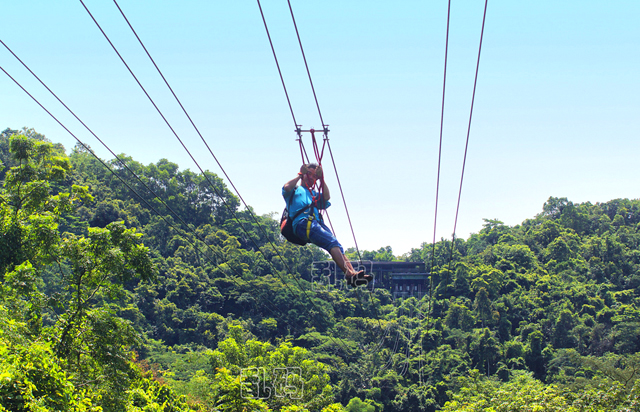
[298,129,328,212]
[310,129,324,164]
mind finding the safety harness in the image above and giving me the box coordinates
[285,181,323,241]
[280,128,331,246]
[280,185,315,245]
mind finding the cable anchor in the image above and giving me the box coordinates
[295,124,303,141]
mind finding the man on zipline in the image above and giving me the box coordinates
[282,163,372,287]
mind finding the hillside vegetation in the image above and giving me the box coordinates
[1,127,640,411]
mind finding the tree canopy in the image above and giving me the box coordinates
[3,127,640,411]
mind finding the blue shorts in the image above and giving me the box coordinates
[294,219,343,253]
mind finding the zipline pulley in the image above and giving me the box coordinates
[295,125,329,166]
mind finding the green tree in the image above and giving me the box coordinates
[473,287,492,327]
[525,330,546,379]
[0,307,99,412]
[452,263,471,297]
[553,309,577,349]
[469,328,501,376]
[345,397,375,412]
[0,133,161,411]
[442,370,578,412]
[207,324,335,412]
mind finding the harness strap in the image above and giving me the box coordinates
[288,187,319,241]
[306,214,314,240]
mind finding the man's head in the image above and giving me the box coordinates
[301,163,319,187]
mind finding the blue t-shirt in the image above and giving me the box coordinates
[282,186,330,231]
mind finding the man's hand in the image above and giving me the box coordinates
[315,165,323,178]
[300,164,308,174]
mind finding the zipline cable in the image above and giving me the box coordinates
[286,0,324,127]
[256,0,299,131]
[426,0,452,330]
[452,0,488,242]
[444,0,489,294]
[326,141,363,263]
[420,0,488,383]
[80,0,356,355]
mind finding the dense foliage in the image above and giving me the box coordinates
[2,127,640,411]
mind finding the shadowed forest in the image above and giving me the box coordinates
[2,127,640,411]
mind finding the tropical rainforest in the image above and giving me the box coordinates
[2,127,640,411]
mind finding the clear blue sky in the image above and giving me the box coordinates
[2,1,639,255]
